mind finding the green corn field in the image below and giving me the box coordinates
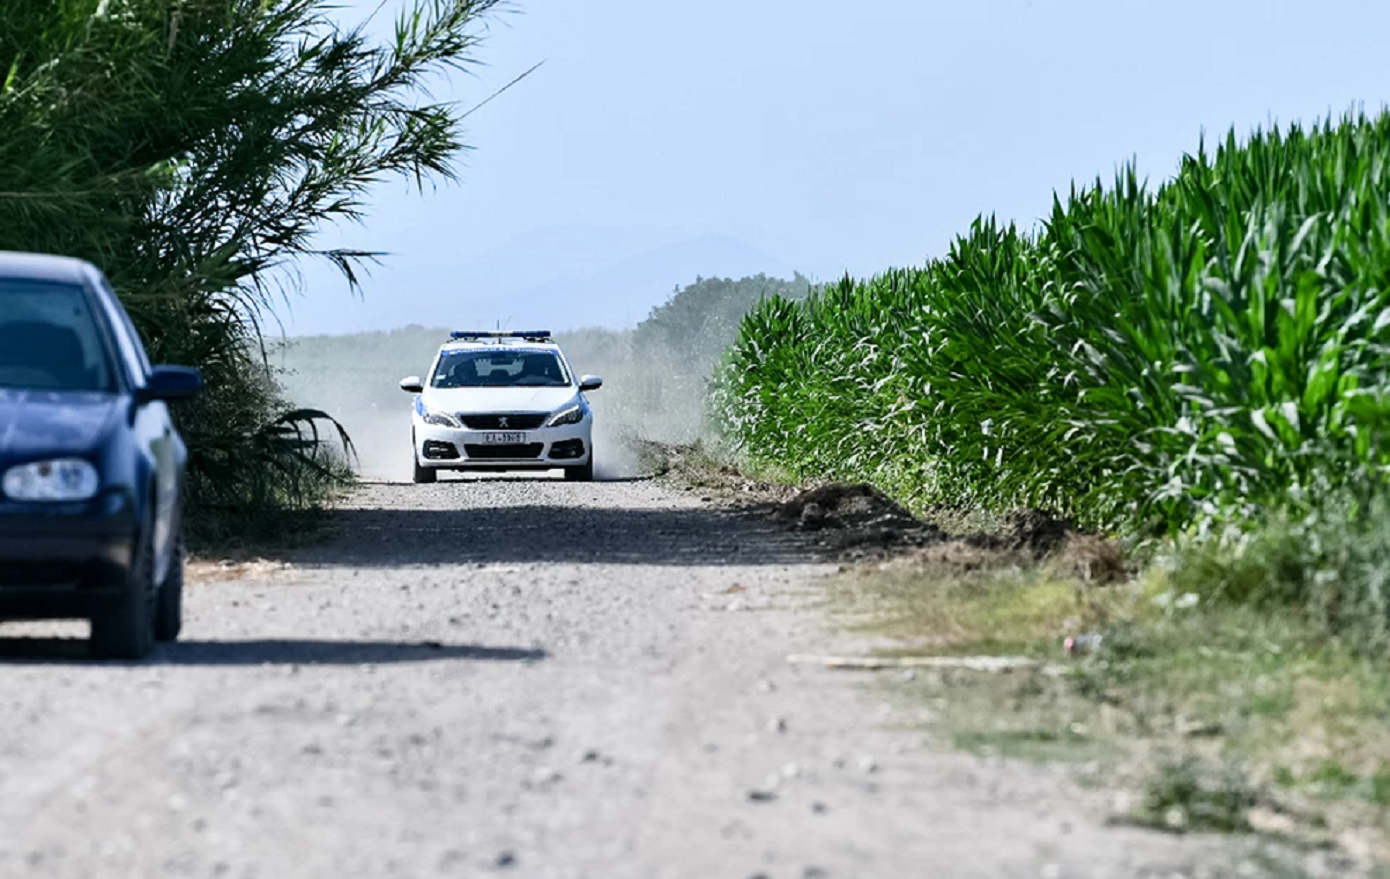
[716,111,1390,538]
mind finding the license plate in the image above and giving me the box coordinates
[481,432,526,444]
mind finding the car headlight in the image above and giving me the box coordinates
[547,404,586,427]
[3,458,100,502]
[422,408,462,428]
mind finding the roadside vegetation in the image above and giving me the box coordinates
[823,547,1388,859]
[712,113,1390,857]
[0,0,500,543]
[718,112,1390,655]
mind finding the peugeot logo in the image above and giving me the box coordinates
[498,416,509,429]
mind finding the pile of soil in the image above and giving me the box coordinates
[769,484,1082,562]
[770,483,945,552]
[965,508,1075,558]
[641,442,1082,562]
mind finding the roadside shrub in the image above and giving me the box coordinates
[0,0,499,541]
[1138,755,1258,834]
[1166,494,1390,655]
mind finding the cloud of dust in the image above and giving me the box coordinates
[341,407,416,482]
[275,325,712,485]
[588,395,643,481]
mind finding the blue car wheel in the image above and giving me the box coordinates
[89,520,156,660]
[154,525,184,642]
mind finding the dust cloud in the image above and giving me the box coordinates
[273,329,670,484]
[341,408,415,482]
[273,278,802,484]
[587,395,643,481]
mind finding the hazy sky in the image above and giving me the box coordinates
[286,0,1390,334]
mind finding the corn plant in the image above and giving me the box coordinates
[717,111,1390,539]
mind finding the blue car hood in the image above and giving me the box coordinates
[0,390,121,461]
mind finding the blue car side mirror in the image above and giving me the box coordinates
[140,365,202,403]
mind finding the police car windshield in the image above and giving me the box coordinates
[431,349,571,389]
[0,279,115,392]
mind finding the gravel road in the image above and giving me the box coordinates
[0,476,1267,878]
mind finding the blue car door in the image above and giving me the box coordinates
[90,274,183,583]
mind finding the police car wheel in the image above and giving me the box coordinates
[564,458,594,482]
[411,435,437,484]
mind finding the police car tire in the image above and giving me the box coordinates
[413,457,437,484]
[564,458,594,482]
[413,460,437,483]
[411,432,437,483]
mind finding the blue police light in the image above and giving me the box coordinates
[449,330,552,341]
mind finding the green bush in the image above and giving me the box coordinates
[1166,493,1390,654]
[624,274,811,441]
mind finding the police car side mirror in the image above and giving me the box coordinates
[579,375,603,392]
[399,376,424,394]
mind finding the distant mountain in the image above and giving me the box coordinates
[456,234,797,330]
[284,224,802,335]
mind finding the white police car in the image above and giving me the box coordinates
[399,331,602,483]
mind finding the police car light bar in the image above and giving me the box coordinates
[449,330,552,341]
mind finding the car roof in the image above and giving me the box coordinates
[0,251,96,285]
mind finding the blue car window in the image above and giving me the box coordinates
[0,280,115,392]
[96,274,152,380]
[430,350,571,388]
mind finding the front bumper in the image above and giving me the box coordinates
[0,495,138,619]
[413,419,593,469]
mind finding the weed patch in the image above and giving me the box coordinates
[1133,756,1260,833]
[824,555,1390,858]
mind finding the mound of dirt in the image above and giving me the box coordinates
[1052,533,1126,584]
[640,441,1080,562]
[1002,508,1075,556]
[771,483,944,551]
[965,508,1075,558]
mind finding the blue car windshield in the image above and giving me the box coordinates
[0,280,115,392]
[431,349,570,389]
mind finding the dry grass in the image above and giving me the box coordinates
[827,543,1128,654]
[822,556,1390,863]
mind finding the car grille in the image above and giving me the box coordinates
[461,413,548,431]
[464,443,544,460]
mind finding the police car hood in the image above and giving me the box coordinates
[423,385,579,416]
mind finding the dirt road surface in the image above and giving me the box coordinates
[0,478,1272,878]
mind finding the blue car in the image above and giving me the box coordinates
[0,252,201,660]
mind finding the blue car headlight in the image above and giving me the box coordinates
[3,458,100,501]
[422,408,462,428]
[547,404,585,427]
